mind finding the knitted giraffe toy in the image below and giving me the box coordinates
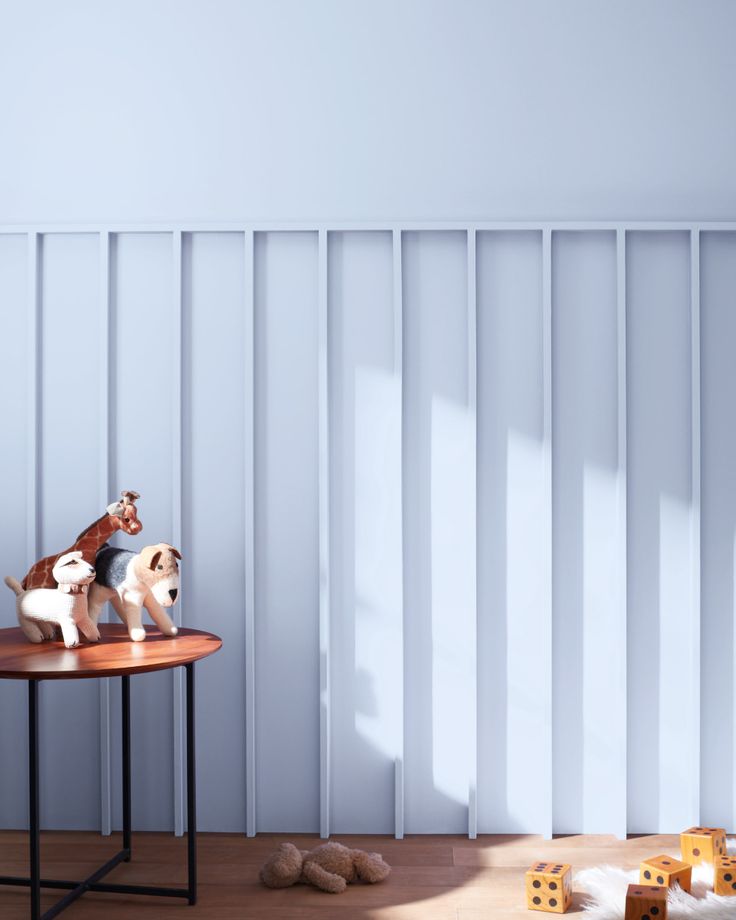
[22,491,142,590]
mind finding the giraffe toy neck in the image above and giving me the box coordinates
[73,514,122,564]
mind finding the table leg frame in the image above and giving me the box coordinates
[0,663,197,919]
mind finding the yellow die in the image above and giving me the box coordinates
[525,861,572,913]
[714,855,736,897]
[680,827,727,866]
[639,855,691,893]
[624,883,668,920]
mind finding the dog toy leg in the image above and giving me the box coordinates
[35,620,56,640]
[75,614,100,642]
[119,598,146,642]
[86,583,111,627]
[143,593,178,637]
[58,617,81,649]
[17,612,46,644]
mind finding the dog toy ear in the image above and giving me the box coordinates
[148,551,162,570]
[169,546,182,560]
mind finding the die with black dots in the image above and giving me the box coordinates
[639,854,691,893]
[714,855,736,897]
[525,861,572,913]
[624,883,668,920]
[680,827,727,866]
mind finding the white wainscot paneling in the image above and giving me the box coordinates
[0,222,733,837]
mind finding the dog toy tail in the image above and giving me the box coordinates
[4,576,24,596]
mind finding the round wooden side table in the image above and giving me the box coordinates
[0,623,222,920]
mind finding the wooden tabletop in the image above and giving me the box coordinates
[0,624,222,680]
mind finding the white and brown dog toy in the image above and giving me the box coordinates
[88,543,181,642]
[4,551,100,648]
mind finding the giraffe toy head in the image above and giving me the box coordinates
[107,490,142,536]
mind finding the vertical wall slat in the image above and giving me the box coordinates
[98,231,112,836]
[467,229,478,840]
[690,229,702,826]
[244,230,257,837]
[318,229,331,839]
[616,229,628,839]
[26,232,39,567]
[392,229,405,841]
[172,230,184,836]
[542,228,553,839]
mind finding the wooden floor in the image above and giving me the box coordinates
[0,831,683,919]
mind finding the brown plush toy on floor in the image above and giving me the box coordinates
[259,841,390,894]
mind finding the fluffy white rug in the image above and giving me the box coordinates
[575,840,736,919]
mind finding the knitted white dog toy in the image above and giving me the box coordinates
[5,551,100,649]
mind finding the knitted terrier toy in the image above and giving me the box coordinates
[259,842,390,894]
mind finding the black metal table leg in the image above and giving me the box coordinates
[186,663,196,905]
[1,666,203,917]
[121,675,131,860]
[29,681,40,920]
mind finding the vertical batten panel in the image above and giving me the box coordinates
[552,232,621,834]
[254,232,319,832]
[186,233,246,832]
[0,233,31,829]
[616,229,628,839]
[403,231,473,833]
[477,231,545,834]
[329,232,400,835]
[542,229,553,840]
[393,229,405,841]
[627,232,692,833]
[690,230,701,827]
[27,232,39,567]
[39,234,101,829]
[99,231,112,837]
[700,231,736,831]
[244,230,257,837]
[467,229,478,840]
[318,229,331,839]
[110,233,175,832]
[172,230,185,837]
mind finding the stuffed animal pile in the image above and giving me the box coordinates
[4,491,182,644]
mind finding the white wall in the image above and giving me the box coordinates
[0,2,735,837]
[1,1,735,223]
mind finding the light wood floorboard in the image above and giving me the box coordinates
[0,832,683,919]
